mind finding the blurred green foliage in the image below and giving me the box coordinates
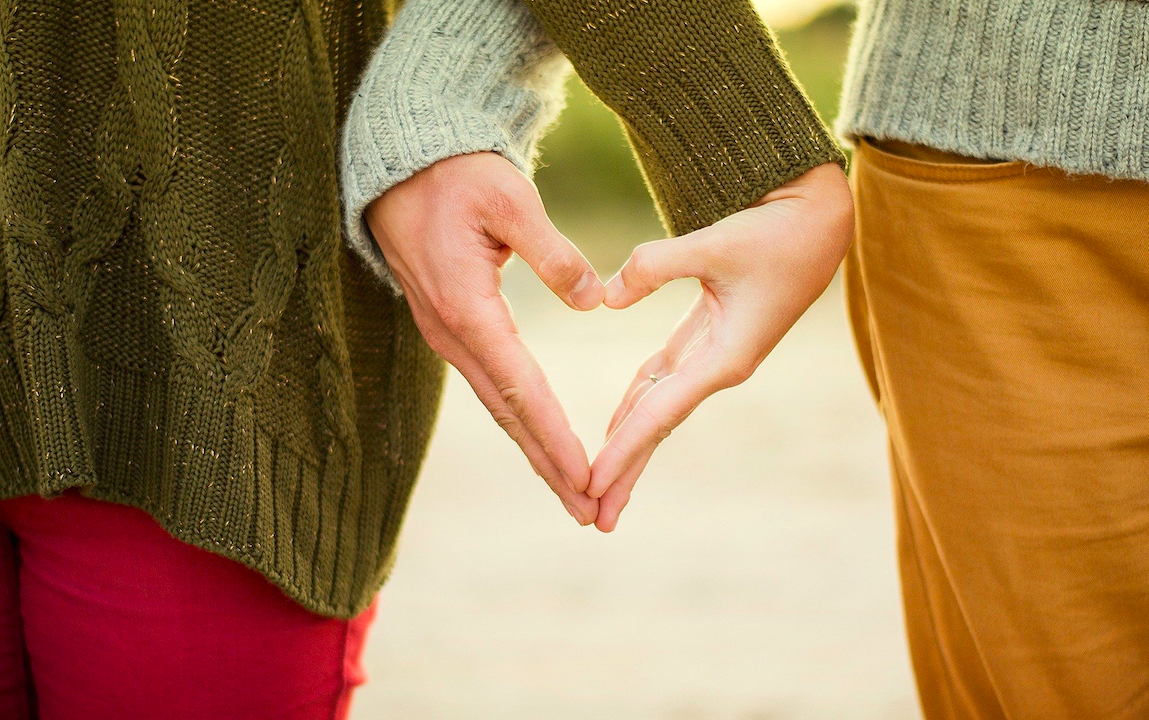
[534,3,855,270]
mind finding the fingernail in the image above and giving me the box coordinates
[562,502,580,522]
[570,272,603,310]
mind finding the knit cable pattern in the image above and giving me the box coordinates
[108,0,205,365]
[0,0,15,325]
[276,0,364,599]
[0,0,846,618]
[0,0,97,489]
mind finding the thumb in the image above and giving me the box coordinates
[604,230,713,309]
[487,188,603,311]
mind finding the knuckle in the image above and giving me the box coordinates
[424,280,478,328]
[538,249,584,290]
[491,407,524,437]
[486,192,522,226]
[420,329,452,357]
[625,246,656,286]
[480,177,531,223]
[499,384,528,418]
[724,356,759,387]
[430,295,469,334]
[635,403,675,445]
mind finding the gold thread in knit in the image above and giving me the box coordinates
[0,0,839,617]
[0,0,98,490]
[271,2,364,603]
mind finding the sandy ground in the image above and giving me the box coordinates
[350,266,921,720]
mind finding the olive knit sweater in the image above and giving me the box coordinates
[0,0,841,618]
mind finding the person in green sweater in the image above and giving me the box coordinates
[0,0,850,716]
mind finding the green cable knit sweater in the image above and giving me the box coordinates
[0,0,841,618]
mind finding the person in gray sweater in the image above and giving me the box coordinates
[833,4,1149,719]
[344,0,1148,718]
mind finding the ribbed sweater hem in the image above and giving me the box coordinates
[74,486,390,618]
[836,0,1149,181]
[0,333,439,619]
[0,424,402,619]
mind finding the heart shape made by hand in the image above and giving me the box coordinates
[366,153,854,533]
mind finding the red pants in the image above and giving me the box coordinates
[0,491,377,720]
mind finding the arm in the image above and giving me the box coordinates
[343,0,851,531]
[522,0,852,531]
[339,0,572,292]
[340,0,604,524]
[522,0,846,235]
[591,164,853,532]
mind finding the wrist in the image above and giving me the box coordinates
[754,162,850,207]
[338,0,570,290]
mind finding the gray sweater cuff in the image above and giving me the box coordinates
[339,0,571,293]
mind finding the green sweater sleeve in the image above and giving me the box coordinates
[522,0,846,236]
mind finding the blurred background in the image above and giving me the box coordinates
[353,3,922,718]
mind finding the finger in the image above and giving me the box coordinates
[604,296,711,444]
[603,231,714,309]
[485,185,603,311]
[406,290,597,517]
[605,376,654,444]
[594,364,661,499]
[604,350,665,441]
[593,446,654,533]
[456,295,592,494]
[591,364,717,495]
[443,330,599,525]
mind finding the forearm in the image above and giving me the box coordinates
[522,0,846,235]
[339,0,571,291]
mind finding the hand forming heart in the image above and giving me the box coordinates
[366,154,853,532]
[589,162,854,531]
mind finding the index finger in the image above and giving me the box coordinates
[447,339,599,525]
[590,364,719,519]
[456,295,592,494]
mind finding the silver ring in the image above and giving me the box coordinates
[648,374,660,384]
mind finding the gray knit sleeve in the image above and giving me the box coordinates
[338,0,572,292]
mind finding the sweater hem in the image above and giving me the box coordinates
[0,482,391,619]
[836,120,1149,185]
[82,486,391,619]
[0,347,427,620]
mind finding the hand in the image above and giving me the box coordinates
[364,152,605,525]
[588,162,855,532]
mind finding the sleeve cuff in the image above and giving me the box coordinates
[523,0,845,235]
[337,0,570,292]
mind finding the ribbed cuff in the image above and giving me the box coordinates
[338,0,571,293]
[524,0,845,236]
